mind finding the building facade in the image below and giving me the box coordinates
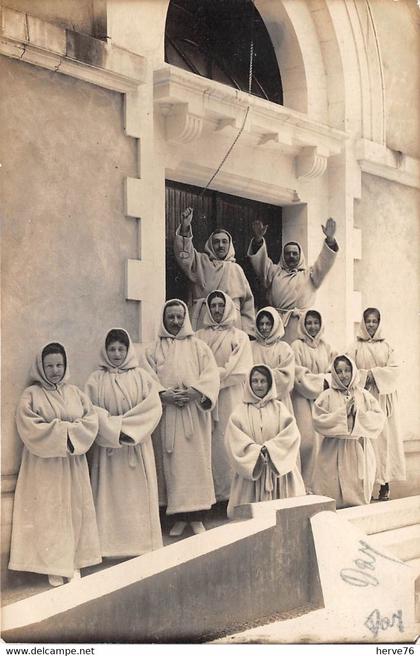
[1,0,419,574]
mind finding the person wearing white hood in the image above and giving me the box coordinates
[247,218,338,343]
[144,299,220,536]
[225,364,305,519]
[291,309,337,489]
[347,308,406,501]
[174,207,255,335]
[312,354,385,508]
[9,342,101,587]
[196,290,253,502]
[252,306,295,413]
[85,328,163,559]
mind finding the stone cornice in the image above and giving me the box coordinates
[166,163,301,206]
[356,139,420,190]
[0,5,146,93]
[154,66,348,178]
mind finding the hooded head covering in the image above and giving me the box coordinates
[357,307,384,342]
[202,290,236,330]
[296,309,324,348]
[30,341,70,390]
[279,241,306,272]
[243,364,278,407]
[159,299,194,340]
[99,328,139,372]
[255,306,285,344]
[204,228,236,262]
[331,354,359,391]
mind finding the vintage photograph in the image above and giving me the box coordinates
[1,0,419,647]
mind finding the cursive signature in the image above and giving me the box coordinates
[365,609,404,638]
[340,540,404,587]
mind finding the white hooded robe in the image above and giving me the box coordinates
[196,291,253,500]
[251,306,295,413]
[247,239,337,343]
[347,313,406,485]
[9,343,101,578]
[144,300,220,514]
[311,355,385,508]
[291,310,337,488]
[174,226,255,334]
[225,365,305,519]
[85,329,163,558]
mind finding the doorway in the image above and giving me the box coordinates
[165,179,282,310]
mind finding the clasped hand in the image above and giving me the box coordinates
[346,396,356,415]
[161,387,200,407]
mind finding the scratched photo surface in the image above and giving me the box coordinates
[1,0,419,649]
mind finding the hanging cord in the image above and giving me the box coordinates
[199,0,255,198]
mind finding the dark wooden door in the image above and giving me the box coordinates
[165,179,282,310]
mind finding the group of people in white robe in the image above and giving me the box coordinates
[9,208,406,590]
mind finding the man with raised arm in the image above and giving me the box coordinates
[247,218,339,343]
[174,207,255,335]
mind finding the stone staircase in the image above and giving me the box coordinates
[339,495,420,621]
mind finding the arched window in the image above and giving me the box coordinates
[165,0,283,105]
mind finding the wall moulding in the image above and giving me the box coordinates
[356,139,420,190]
[0,6,147,93]
[166,163,301,207]
[154,66,348,177]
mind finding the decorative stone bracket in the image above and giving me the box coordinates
[154,66,348,178]
[159,102,204,144]
[0,6,147,93]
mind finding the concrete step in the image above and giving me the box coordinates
[338,496,420,535]
[367,524,420,562]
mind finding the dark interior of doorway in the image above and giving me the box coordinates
[165,179,282,311]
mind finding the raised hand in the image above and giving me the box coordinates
[181,207,194,229]
[321,217,336,243]
[252,220,268,241]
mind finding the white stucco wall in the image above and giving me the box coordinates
[370,0,420,158]
[0,56,139,478]
[2,0,95,34]
[354,173,420,441]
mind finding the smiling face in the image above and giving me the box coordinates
[250,370,270,398]
[283,243,300,268]
[365,312,380,338]
[211,232,230,260]
[43,352,65,385]
[209,296,226,323]
[304,313,321,338]
[257,314,274,338]
[106,340,128,367]
[164,304,185,336]
[334,358,353,388]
